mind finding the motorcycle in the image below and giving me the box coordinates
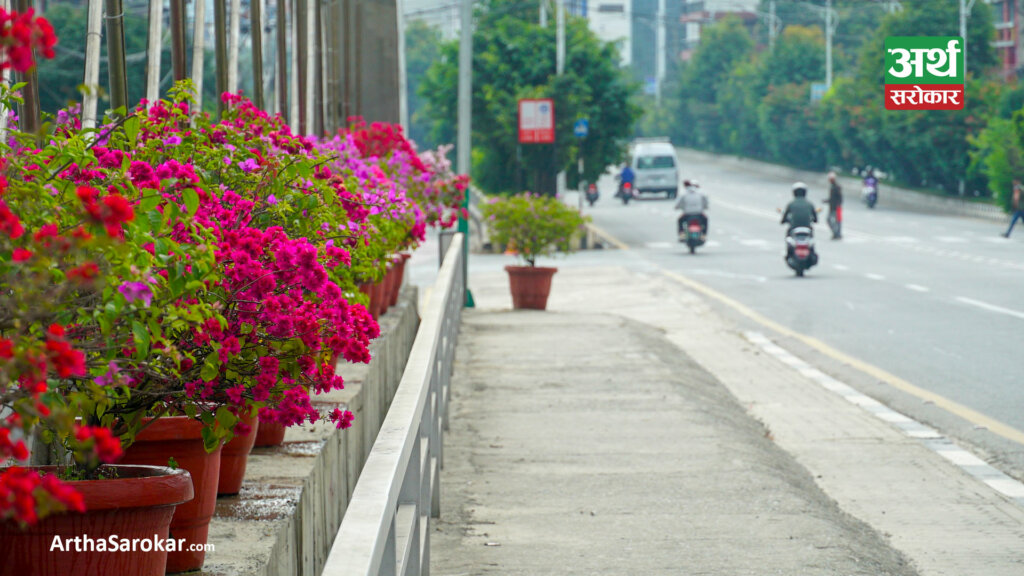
[678,214,706,254]
[617,181,633,205]
[585,183,599,206]
[785,226,818,277]
[862,184,878,209]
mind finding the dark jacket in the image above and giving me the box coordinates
[782,197,818,229]
[827,182,843,209]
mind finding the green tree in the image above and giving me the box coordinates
[405,19,443,149]
[970,113,1024,210]
[418,0,640,195]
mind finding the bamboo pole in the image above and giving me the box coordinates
[104,0,129,116]
[82,0,103,130]
[146,0,163,102]
[191,0,206,109]
[251,0,265,109]
[14,0,39,134]
[277,0,288,116]
[214,0,228,115]
[228,0,240,92]
[170,0,187,81]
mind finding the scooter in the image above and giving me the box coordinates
[862,184,878,209]
[678,214,706,254]
[785,226,818,277]
[585,183,599,206]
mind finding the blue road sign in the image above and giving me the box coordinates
[574,118,589,138]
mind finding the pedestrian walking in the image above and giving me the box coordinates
[824,171,843,239]
[1004,179,1024,238]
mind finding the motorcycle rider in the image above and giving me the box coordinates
[675,180,708,234]
[781,182,818,232]
[617,163,635,198]
[863,169,879,204]
[824,171,843,240]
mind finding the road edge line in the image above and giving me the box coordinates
[662,269,1024,447]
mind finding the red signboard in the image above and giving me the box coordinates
[518,98,555,144]
[884,84,963,111]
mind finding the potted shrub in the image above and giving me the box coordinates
[481,192,588,310]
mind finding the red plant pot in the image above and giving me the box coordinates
[381,264,398,313]
[217,412,259,496]
[254,420,286,447]
[358,282,384,320]
[120,417,222,573]
[505,265,558,310]
[0,465,193,576]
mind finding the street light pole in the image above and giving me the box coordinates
[960,0,976,74]
[656,0,665,103]
[825,0,832,89]
[556,0,565,75]
[456,0,474,307]
[768,0,776,50]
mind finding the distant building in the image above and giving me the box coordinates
[588,0,632,66]
[678,0,758,61]
[989,0,1018,77]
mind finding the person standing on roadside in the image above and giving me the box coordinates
[1004,179,1024,238]
[824,171,843,240]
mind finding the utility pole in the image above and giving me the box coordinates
[556,0,565,75]
[540,0,547,27]
[656,0,665,103]
[768,0,776,50]
[825,0,832,89]
[251,0,265,109]
[104,0,128,116]
[277,0,288,117]
[229,0,241,93]
[960,0,976,75]
[397,0,409,131]
[82,0,103,130]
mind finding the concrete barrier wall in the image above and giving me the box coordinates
[202,287,420,576]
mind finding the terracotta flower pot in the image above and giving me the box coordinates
[358,282,385,320]
[0,465,193,576]
[120,416,222,573]
[505,265,558,310]
[382,264,399,313]
[217,412,259,496]
[389,255,409,307]
[254,420,286,447]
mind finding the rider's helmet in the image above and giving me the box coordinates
[827,171,837,181]
[792,182,808,197]
[690,180,700,188]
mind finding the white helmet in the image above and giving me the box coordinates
[792,182,808,197]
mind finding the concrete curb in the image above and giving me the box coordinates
[681,148,1009,223]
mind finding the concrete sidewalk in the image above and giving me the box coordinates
[431,262,1024,575]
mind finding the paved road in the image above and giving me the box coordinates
[573,150,1024,475]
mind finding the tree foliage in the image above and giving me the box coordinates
[405,19,443,149]
[418,0,641,195]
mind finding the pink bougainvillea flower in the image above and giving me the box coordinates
[117,281,153,307]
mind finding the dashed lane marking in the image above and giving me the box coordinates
[905,284,930,292]
[832,264,849,271]
[746,331,1024,508]
[955,297,1024,321]
[865,273,886,281]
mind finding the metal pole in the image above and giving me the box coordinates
[252,0,265,109]
[304,0,316,134]
[289,0,300,128]
[104,0,129,116]
[214,0,228,115]
[191,0,206,109]
[457,0,474,307]
[556,0,565,75]
[960,0,975,74]
[540,0,546,27]
[228,0,241,92]
[768,0,776,51]
[82,0,103,130]
[656,0,665,103]
[170,0,187,81]
[397,0,409,132]
[825,0,832,89]
[146,0,163,102]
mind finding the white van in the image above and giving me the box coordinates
[629,139,679,198]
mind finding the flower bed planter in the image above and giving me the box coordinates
[120,417,222,573]
[505,266,558,310]
[218,412,259,496]
[254,420,286,447]
[0,465,193,576]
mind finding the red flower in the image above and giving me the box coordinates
[45,338,85,378]
[0,338,12,359]
[74,425,122,463]
[11,248,31,262]
[67,261,99,282]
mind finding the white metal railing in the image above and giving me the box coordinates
[322,233,464,576]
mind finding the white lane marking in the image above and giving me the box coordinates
[935,236,968,243]
[739,239,770,247]
[955,297,1024,321]
[885,236,919,243]
[905,284,930,293]
[706,240,721,248]
[689,269,767,283]
[865,273,886,281]
[644,241,672,249]
[832,264,849,271]
[744,331,1024,506]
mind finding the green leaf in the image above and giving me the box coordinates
[138,194,161,214]
[200,355,221,382]
[182,188,199,216]
[124,115,140,146]
[132,321,151,358]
